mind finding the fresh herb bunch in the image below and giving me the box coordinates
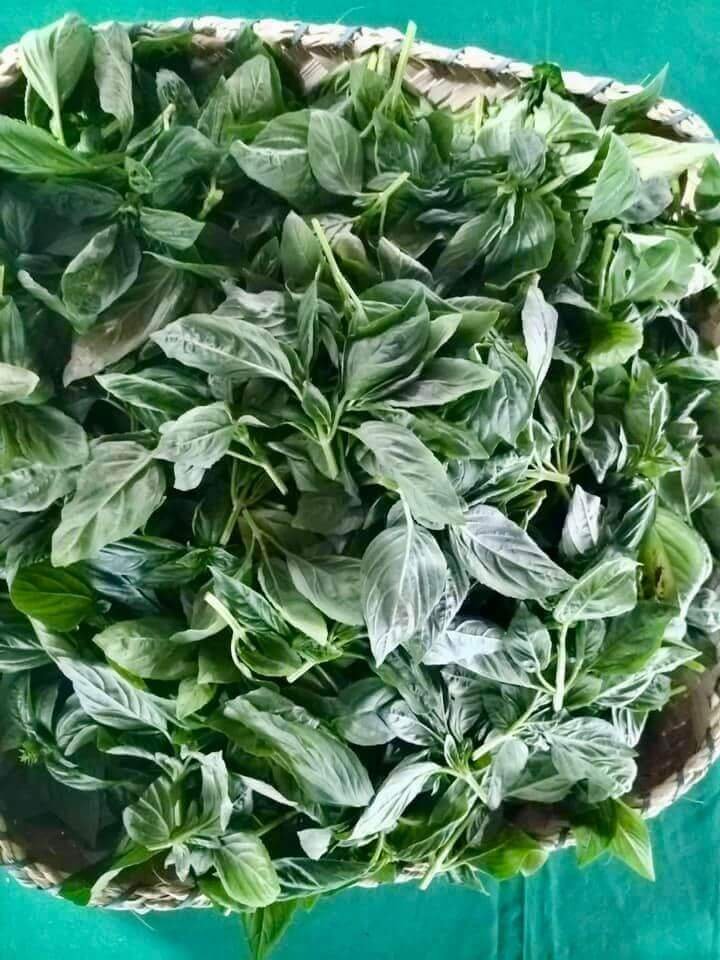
[1,13,720,953]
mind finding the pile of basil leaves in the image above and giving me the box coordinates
[1,14,720,957]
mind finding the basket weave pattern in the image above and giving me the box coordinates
[0,16,718,913]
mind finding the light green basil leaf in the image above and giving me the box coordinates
[287,555,365,626]
[10,562,97,630]
[177,677,215,719]
[600,67,667,129]
[640,507,712,615]
[243,901,303,960]
[227,54,283,121]
[2,404,88,469]
[609,800,655,880]
[139,208,205,251]
[554,556,638,624]
[387,358,498,407]
[57,657,174,733]
[19,14,92,140]
[451,504,575,600]
[542,716,637,801]
[0,463,74,512]
[63,260,191,385]
[469,338,535,453]
[93,617,195,680]
[258,557,328,644]
[484,194,555,288]
[213,832,280,908]
[362,518,447,664]
[155,402,235,477]
[620,134,715,181]
[93,22,134,143]
[354,420,464,528]
[351,756,441,839]
[521,276,557,391]
[595,601,676,675]
[0,362,39,404]
[153,313,296,390]
[221,691,374,807]
[585,134,640,226]
[280,212,321,289]
[52,440,166,567]
[97,366,209,427]
[344,293,430,403]
[307,111,364,196]
[560,486,602,560]
[0,116,108,177]
[61,225,141,330]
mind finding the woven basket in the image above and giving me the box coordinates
[0,15,719,914]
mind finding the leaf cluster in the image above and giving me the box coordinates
[1,18,719,956]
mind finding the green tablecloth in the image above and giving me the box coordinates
[1,3,718,957]
[2,764,719,959]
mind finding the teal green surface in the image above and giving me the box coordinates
[1,0,719,134]
[2,765,720,959]
[1,4,719,958]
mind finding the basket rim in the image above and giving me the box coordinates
[0,14,718,914]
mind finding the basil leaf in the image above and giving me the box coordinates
[52,441,166,567]
[560,486,602,559]
[92,617,195,680]
[61,225,141,331]
[0,362,39,404]
[57,657,174,733]
[452,504,575,600]
[362,519,447,664]
[221,692,374,807]
[554,556,638,624]
[93,22,134,143]
[354,421,464,528]
[388,358,498,407]
[139,208,205,251]
[153,313,296,391]
[350,756,441,839]
[19,14,92,140]
[63,260,191,385]
[0,116,106,177]
[308,110,364,196]
[10,562,97,630]
[585,134,640,226]
[213,833,280,908]
[640,507,712,615]
[287,555,364,626]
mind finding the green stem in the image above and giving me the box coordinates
[420,796,476,891]
[526,468,571,487]
[319,435,339,479]
[311,219,365,327]
[389,21,417,113]
[536,175,568,197]
[367,171,410,235]
[241,509,272,564]
[565,654,585,694]
[597,225,620,309]
[471,691,544,761]
[220,460,243,546]
[229,633,253,679]
[255,811,295,837]
[227,450,287,496]
[473,95,484,141]
[286,660,316,684]
[553,622,570,713]
[204,592,243,636]
[534,673,556,696]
